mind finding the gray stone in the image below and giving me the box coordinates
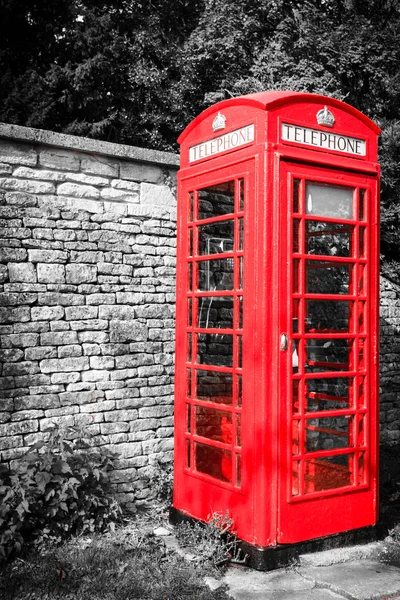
[65,263,97,284]
[31,306,64,321]
[37,263,65,283]
[299,561,400,600]
[69,319,108,331]
[86,293,115,305]
[40,331,78,346]
[120,162,163,183]
[81,156,118,177]
[65,306,98,320]
[110,320,148,343]
[57,345,82,358]
[1,333,39,348]
[57,182,100,199]
[25,346,57,361]
[51,372,80,384]
[78,331,109,344]
[8,262,37,283]
[38,292,84,306]
[0,177,54,194]
[40,356,90,373]
[39,148,79,171]
[89,356,115,370]
[99,305,135,321]
[28,249,68,263]
[81,370,111,382]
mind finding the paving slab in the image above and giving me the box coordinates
[299,559,400,600]
[299,542,383,567]
[213,567,347,600]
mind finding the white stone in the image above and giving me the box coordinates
[57,182,100,199]
[140,183,176,207]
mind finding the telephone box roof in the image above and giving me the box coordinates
[177,90,381,144]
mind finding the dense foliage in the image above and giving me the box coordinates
[1,0,400,274]
[0,424,122,561]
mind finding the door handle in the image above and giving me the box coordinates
[280,333,288,351]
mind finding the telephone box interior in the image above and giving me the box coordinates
[172,91,380,569]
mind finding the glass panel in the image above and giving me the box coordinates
[292,300,300,332]
[306,377,352,412]
[236,414,241,447]
[198,182,235,220]
[358,338,366,370]
[236,374,242,407]
[306,183,353,219]
[359,189,366,221]
[292,379,300,413]
[197,333,233,367]
[188,262,193,291]
[187,333,192,362]
[195,406,232,443]
[358,301,366,333]
[188,298,192,326]
[306,300,351,332]
[198,296,234,329]
[196,370,233,405]
[359,227,366,258]
[357,414,366,446]
[293,259,300,293]
[293,220,300,253]
[238,296,243,329]
[237,336,243,369]
[186,439,191,468]
[189,192,194,222]
[198,258,234,291]
[198,221,234,256]
[306,222,353,257]
[293,179,301,213]
[238,256,244,289]
[238,218,244,251]
[292,461,300,496]
[195,442,232,482]
[305,338,350,373]
[292,419,300,455]
[358,451,366,484]
[304,454,353,493]
[188,228,193,256]
[236,454,242,487]
[306,261,351,295]
[186,404,191,433]
[305,415,354,452]
[239,179,245,212]
[357,376,366,408]
[358,264,366,294]
[187,368,192,398]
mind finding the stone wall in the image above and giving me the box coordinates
[0,123,179,508]
[380,275,400,482]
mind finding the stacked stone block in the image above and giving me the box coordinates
[380,276,400,449]
[0,124,179,508]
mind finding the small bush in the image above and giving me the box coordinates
[0,424,122,561]
[176,511,247,569]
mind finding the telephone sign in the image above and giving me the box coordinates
[172,91,380,569]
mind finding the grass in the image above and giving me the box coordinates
[0,512,231,600]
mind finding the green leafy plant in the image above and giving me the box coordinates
[0,424,122,561]
[176,511,248,569]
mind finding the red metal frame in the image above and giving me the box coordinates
[174,91,380,549]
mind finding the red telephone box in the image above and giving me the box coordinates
[172,91,380,568]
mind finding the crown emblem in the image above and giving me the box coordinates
[317,106,335,128]
[212,112,226,132]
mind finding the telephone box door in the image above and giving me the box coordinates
[278,161,379,544]
[174,159,259,544]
